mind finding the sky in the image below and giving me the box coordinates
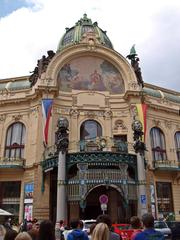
[0,0,180,91]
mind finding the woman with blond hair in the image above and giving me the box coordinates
[15,232,32,240]
[91,223,109,240]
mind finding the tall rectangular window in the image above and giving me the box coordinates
[175,132,180,162]
[150,127,167,161]
[5,122,26,158]
[156,182,173,213]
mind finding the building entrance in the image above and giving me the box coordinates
[80,185,127,223]
[50,169,137,223]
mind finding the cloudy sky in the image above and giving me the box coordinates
[0,0,180,91]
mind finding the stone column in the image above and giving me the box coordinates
[57,151,67,222]
[19,181,24,223]
[55,117,69,223]
[137,152,147,216]
[132,120,147,217]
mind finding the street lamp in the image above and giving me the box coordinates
[55,117,69,153]
[131,119,147,217]
[55,117,69,224]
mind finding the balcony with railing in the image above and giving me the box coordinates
[151,147,180,171]
[0,157,25,168]
[78,138,129,153]
[153,159,180,171]
[41,138,137,173]
[42,137,134,160]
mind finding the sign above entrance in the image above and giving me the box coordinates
[99,194,108,204]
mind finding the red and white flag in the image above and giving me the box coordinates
[41,99,53,146]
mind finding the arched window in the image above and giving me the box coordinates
[174,131,180,161]
[150,127,167,161]
[5,122,26,158]
[80,120,102,140]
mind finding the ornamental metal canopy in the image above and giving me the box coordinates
[41,151,137,172]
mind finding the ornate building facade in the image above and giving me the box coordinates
[0,14,180,223]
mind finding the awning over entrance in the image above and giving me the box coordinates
[42,151,137,173]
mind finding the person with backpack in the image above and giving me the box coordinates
[67,220,88,240]
[133,213,165,240]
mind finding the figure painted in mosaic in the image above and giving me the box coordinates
[57,56,125,94]
[89,70,105,91]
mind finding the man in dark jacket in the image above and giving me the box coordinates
[134,213,165,240]
[67,219,89,240]
[96,214,122,240]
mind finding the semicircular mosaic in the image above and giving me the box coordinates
[57,56,125,94]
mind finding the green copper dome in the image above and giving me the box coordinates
[57,14,113,52]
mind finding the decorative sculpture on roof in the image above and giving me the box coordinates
[76,13,93,26]
[29,50,55,87]
[127,45,144,88]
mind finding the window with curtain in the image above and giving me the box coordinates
[150,127,167,161]
[5,122,26,158]
[174,131,180,161]
[156,182,173,213]
[80,120,102,140]
[80,120,102,151]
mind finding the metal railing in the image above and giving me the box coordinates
[0,157,25,167]
[41,140,180,172]
[153,160,180,169]
[69,169,130,182]
[78,138,129,153]
[67,168,137,201]
[42,137,134,160]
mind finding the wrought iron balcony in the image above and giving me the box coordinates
[0,157,25,168]
[78,138,128,153]
[42,138,133,162]
[153,160,180,171]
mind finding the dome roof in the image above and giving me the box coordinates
[57,14,113,52]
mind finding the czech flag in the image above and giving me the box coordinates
[42,99,53,146]
[136,103,148,142]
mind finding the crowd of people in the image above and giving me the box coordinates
[0,213,165,240]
